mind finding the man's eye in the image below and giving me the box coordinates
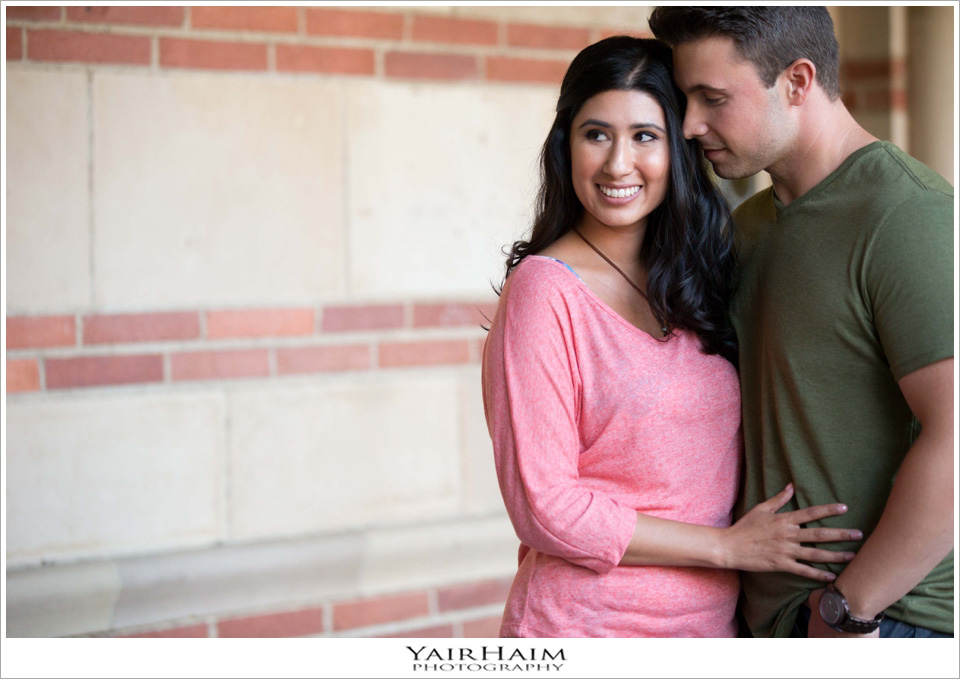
[704,97,725,106]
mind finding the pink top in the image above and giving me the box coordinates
[482,256,742,637]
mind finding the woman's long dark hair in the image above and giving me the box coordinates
[503,36,737,362]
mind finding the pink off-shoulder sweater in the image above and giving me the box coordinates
[482,256,742,638]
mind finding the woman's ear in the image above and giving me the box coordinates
[782,58,816,105]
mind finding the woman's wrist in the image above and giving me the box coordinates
[710,526,733,570]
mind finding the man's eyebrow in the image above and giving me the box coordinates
[686,84,727,95]
[577,119,667,133]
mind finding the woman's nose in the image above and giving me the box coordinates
[603,139,632,177]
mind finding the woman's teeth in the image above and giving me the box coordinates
[599,185,640,198]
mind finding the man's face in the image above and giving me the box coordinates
[672,36,792,179]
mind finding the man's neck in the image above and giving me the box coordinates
[767,100,879,206]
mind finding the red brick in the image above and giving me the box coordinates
[218,607,326,638]
[381,624,455,638]
[333,592,429,631]
[385,51,478,81]
[28,30,151,65]
[437,578,512,613]
[305,8,404,40]
[276,45,375,75]
[6,6,61,22]
[46,355,163,389]
[83,312,200,345]
[507,23,591,50]
[7,359,40,393]
[462,615,503,638]
[473,337,488,363]
[321,304,404,333]
[206,309,314,339]
[486,56,568,85]
[191,6,298,33]
[276,345,370,375]
[414,302,497,328]
[411,15,498,46]
[119,624,207,638]
[891,87,907,111]
[7,316,76,349]
[160,37,267,71]
[66,6,184,27]
[7,27,24,60]
[379,339,471,368]
[171,349,269,381]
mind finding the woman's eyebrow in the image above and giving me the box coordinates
[577,118,665,134]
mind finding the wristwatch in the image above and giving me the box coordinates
[818,583,884,634]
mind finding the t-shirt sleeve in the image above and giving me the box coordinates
[482,261,637,574]
[865,190,954,381]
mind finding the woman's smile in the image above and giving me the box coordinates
[597,184,642,200]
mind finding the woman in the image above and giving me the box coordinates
[481,37,861,637]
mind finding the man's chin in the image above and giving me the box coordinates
[709,161,761,181]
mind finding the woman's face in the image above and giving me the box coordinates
[569,89,670,235]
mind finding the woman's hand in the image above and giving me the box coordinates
[718,483,862,581]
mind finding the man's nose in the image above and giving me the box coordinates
[682,105,708,140]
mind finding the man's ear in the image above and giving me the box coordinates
[782,58,816,105]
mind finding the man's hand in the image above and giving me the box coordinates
[806,589,879,638]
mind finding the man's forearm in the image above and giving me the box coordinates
[832,420,953,619]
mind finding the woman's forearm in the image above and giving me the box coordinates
[619,484,860,580]
[619,513,725,567]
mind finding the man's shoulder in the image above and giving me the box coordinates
[847,142,953,202]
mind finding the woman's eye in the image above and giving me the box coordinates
[634,131,657,143]
[585,129,609,142]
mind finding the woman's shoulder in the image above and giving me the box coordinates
[508,255,582,295]
[498,256,586,323]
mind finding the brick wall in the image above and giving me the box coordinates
[5,6,650,83]
[7,302,494,393]
[113,577,511,638]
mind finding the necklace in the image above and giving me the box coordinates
[571,225,669,337]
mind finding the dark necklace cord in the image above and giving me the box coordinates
[571,225,669,337]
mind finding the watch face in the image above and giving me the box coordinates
[820,591,844,625]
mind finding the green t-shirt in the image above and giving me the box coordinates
[730,141,954,637]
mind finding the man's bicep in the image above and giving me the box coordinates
[897,358,954,432]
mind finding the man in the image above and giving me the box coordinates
[649,7,953,638]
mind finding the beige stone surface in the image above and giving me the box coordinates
[6,392,226,564]
[5,516,513,636]
[345,80,556,298]
[113,531,365,629]
[6,561,121,637]
[5,67,92,312]
[459,366,506,515]
[228,372,462,540]
[359,515,517,596]
[92,72,345,309]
